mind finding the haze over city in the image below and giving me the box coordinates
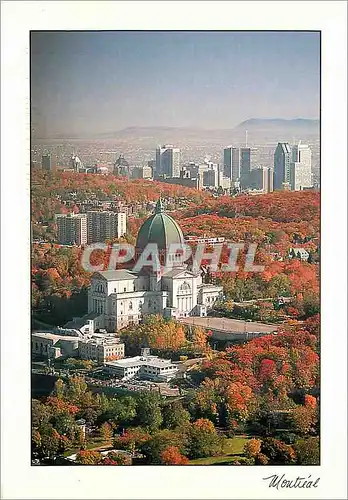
[31,31,320,139]
[29,28,322,471]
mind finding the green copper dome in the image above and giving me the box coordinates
[136,199,184,251]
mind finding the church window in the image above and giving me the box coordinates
[178,282,191,295]
[129,302,133,310]
[124,287,127,292]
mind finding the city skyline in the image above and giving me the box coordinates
[31,31,320,139]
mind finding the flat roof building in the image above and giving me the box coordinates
[55,213,87,246]
[78,335,125,364]
[104,355,179,382]
[87,211,127,243]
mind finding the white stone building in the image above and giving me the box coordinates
[78,334,125,364]
[80,199,223,332]
[104,355,178,382]
[32,332,80,359]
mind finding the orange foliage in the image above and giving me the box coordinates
[160,446,189,465]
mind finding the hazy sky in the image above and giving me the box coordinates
[31,31,320,138]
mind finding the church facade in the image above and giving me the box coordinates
[86,200,223,332]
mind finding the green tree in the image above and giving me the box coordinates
[99,396,137,426]
[66,375,88,404]
[162,401,191,430]
[136,392,163,432]
[32,400,52,427]
[188,419,224,459]
[294,437,320,465]
[51,412,76,439]
[39,427,62,459]
[141,429,187,464]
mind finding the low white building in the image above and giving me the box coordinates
[104,355,178,382]
[32,332,80,359]
[290,247,310,261]
[78,334,125,364]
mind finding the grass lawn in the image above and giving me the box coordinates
[189,436,249,465]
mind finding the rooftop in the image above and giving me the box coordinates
[32,332,80,342]
[64,312,102,330]
[105,355,174,369]
[94,270,138,282]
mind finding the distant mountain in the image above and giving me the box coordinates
[235,118,320,130]
[33,120,319,141]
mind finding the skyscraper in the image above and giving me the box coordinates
[70,155,82,172]
[155,145,181,178]
[223,147,240,181]
[42,154,52,172]
[240,147,258,189]
[55,213,87,245]
[87,211,127,243]
[274,143,292,190]
[290,143,313,190]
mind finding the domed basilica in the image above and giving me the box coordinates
[87,200,223,332]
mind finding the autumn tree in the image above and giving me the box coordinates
[188,418,224,459]
[113,427,150,456]
[121,315,187,354]
[75,450,102,465]
[290,405,318,435]
[160,446,189,465]
[66,375,88,405]
[260,437,296,464]
[53,379,65,399]
[100,422,113,442]
[141,429,187,464]
[190,326,211,354]
[102,452,132,465]
[244,438,261,458]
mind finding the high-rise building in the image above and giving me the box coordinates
[155,145,181,178]
[113,155,130,177]
[203,168,218,188]
[87,211,127,243]
[42,154,52,172]
[292,142,312,166]
[55,213,87,245]
[248,167,273,193]
[131,165,153,179]
[274,143,292,190]
[223,147,240,181]
[267,168,274,193]
[290,143,312,191]
[70,155,82,172]
[240,147,258,189]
